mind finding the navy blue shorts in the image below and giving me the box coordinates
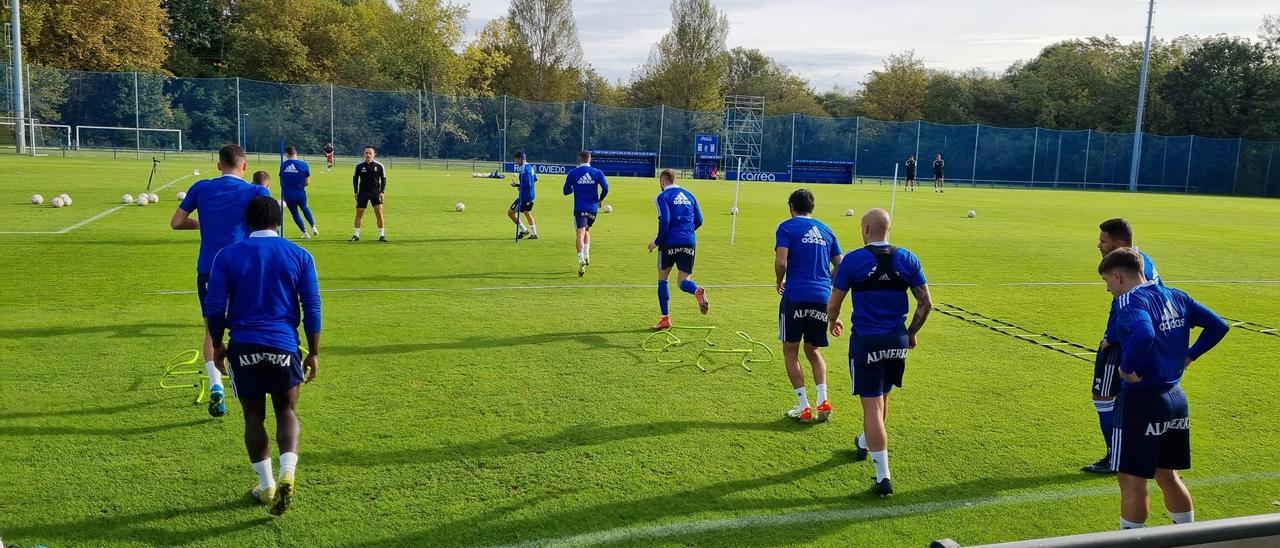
[1111,385,1190,479]
[1093,342,1122,398]
[356,193,383,209]
[658,245,696,273]
[196,273,211,315]
[283,192,308,208]
[227,341,304,400]
[510,199,534,213]
[849,330,910,397]
[779,299,829,347]
[574,210,596,229]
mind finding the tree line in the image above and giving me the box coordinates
[10,1,1280,139]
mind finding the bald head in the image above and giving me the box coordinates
[861,208,891,243]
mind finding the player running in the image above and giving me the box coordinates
[932,154,944,193]
[1097,248,1228,530]
[775,189,843,421]
[351,145,387,242]
[324,143,335,170]
[563,151,609,275]
[508,151,538,240]
[205,196,321,516]
[1084,218,1162,474]
[904,155,917,191]
[280,146,318,239]
[648,169,707,330]
[827,208,932,497]
[170,144,271,418]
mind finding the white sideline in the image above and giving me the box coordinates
[492,470,1280,548]
[0,173,193,235]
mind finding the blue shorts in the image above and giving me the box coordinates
[779,299,829,347]
[226,341,304,400]
[283,192,308,207]
[574,210,597,229]
[510,199,534,213]
[1111,385,1190,479]
[849,329,910,397]
[196,273,211,315]
[1093,342,1121,398]
[658,245,696,273]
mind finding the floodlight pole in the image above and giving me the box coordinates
[1128,0,1156,192]
[10,0,24,154]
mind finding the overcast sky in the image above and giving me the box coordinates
[462,0,1274,91]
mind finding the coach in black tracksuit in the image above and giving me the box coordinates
[351,145,388,242]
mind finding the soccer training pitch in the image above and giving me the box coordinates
[1,151,1278,547]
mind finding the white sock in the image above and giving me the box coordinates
[1120,517,1145,529]
[870,450,890,480]
[519,223,527,231]
[205,361,222,389]
[856,432,868,450]
[378,227,385,237]
[584,243,590,255]
[353,228,361,237]
[530,224,537,235]
[279,452,298,478]
[816,383,828,403]
[1169,510,1194,524]
[794,387,809,409]
[251,459,274,490]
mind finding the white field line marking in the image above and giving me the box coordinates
[147,279,1280,296]
[493,470,1280,548]
[0,174,193,235]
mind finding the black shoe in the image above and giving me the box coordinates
[527,233,538,240]
[349,235,360,242]
[516,230,528,240]
[1081,457,1115,474]
[379,236,388,242]
[853,446,869,462]
[870,477,893,497]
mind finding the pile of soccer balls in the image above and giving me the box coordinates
[125,192,162,206]
[32,193,73,208]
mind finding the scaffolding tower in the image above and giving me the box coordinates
[723,95,763,172]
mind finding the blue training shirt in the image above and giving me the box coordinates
[279,158,311,199]
[516,163,536,203]
[204,231,322,352]
[832,244,928,335]
[776,216,842,303]
[563,163,609,213]
[654,185,703,246]
[1111,282,1228,390]
[179,174,272,274]
[1104,250,1162,342]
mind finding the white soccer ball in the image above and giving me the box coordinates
[967,210,977,218]
[136,195,149,206]
[31,194,43,205]
[455,202,465,212]
[148,193,160,203]
[193,170,201,176]
[176,191,187,201]
[730,207,739,215]
[603,204,613,213]
[122,194,134,204]
[59,194,72,206]
[845,208,855,217]
[51,197,65,208]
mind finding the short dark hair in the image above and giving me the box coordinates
[251,170,270,185]
[514,150,525,160]
[218,144,246,168]
[284,145,296,156]
[1099,218,1134,244]
[579,150,591,163]
[659,169,675,184]
[363,145,375,152]
[246,196,281,231]
[1098,247,1144,276]
[789,188,815,215]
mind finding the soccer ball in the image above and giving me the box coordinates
[51,197,65,208]
[30,194,43,205]
[148,193,160,203]
[136,195,149,206]
[967,210,977,218]
[122,194,134,204]
[193,170,201,176]
[845,208,855,217]
[603,204,613,213]
[455,202,465,212]
[59,194,72,206]
[177,191,187,201]
[730,207,739,215]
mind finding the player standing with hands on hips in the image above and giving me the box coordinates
[351,145,387,242]
[827,208,932,497]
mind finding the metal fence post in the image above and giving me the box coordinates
[1263,145,1274,197]
[1231,138,1242,194]
[417,89,423,169]
[134,71,141,157]
[657,105,665,169]
[581,100,587,152]
[1083,129,1092,185]
[852,117,860,180]
[329,83,335,149]
[971,124,980,186]
[1054,133,1062,186]
[235,77,241,148]
[789,113,797,179]
[914,120,921,163]
[1030,127,1038,184]
[1185,136,1194,192]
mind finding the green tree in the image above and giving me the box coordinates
[722,48,825,116]
[161,0,235,76]
[381,0,469,93]
[817,86,863,118]
[860,51,927,121]
[628,0,729,111]
[21,0,171,72]
[1160,37,1280,139]
[505,0,584,100]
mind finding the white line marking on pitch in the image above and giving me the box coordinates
[493,470,1280,548]
[0,174,192,235]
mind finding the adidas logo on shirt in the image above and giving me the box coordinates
[576,174,595,185]
[877,273,891,281]
[284,164,299,173]
[672,192,692,206]
[800,226,827,246]
[1158,299,1185,332]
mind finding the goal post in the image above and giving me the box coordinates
[0,119,71,149]
[74,126,183,152]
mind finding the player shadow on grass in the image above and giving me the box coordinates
[1,497,272,546]
[0,418,207,437]
[361,455,1099,547]
[324,328,648,356]
[0,397,170,420]
[0,322,189,340]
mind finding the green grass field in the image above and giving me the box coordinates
[2,151,1279,547]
